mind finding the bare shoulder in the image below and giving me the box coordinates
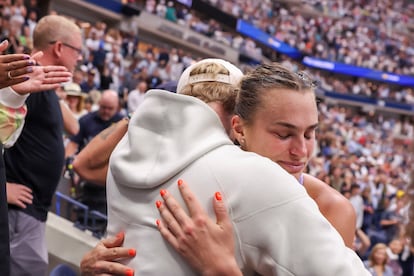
[303,173,355,215]
[303,173,356,247]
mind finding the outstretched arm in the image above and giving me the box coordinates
[12,63,72,94]
[72,118,128,185]
[157,179,242,276]
[60,99,79,136]
[0,40,72,93]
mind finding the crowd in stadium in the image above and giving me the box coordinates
[0,0,413,275]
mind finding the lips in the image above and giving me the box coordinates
[278,161,305,174]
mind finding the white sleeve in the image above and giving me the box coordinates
[0,87,29,108]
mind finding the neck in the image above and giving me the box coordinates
[207,101,232,137]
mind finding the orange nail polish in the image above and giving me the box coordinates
[177,179,183,186]
[156,219,160,226]
[156,200,162,208]
[160,189,167,196]
[215,192,222,201]
[128,249,136,257]
[116,231,124,239]
[125,268,134,276]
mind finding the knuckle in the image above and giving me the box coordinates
[193,215,207,227]
[110,248,118,257]
[105,262,116,273]
[177,235,188,246]
[183,193,194,203]
[169,203,180,214]
[182,223,194,235]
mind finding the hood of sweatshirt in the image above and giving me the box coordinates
[109,89,233,189]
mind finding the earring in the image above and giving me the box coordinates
[240,138,246,146]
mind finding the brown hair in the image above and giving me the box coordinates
[235,62,317,125]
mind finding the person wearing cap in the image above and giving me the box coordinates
[62,82,87,119]
[78,59,369,275]
[80,68,99,93]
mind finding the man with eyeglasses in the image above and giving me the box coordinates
[4,15,81,276]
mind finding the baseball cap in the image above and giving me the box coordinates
[176,58,243,94]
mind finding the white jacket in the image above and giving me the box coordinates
[107,90,369,276]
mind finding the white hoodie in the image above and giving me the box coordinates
[107,89,369,276]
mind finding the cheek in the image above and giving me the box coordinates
[249,135,286,160]
[306,140,315,156]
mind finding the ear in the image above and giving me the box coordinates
[231,115,245,145]
[50,41,63,58]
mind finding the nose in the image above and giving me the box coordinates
[289,137,307,157]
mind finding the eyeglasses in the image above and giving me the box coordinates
[49,41,82,55]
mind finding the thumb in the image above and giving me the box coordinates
[213,192,230,227]
[30,51,43,61]
[102,231,125,248]
[0,40,9,52]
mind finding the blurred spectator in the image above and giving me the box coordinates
[165,1,177,22]
[80,69,99,93]
[127,80,147,114]
[386,239,404,276]
[364,243,394,276]
[350,183,364,230]
[63,83,87,119]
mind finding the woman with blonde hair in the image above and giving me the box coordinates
[63,82,87,119]
[364,243,393,276]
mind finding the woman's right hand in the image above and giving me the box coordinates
[156,179,242,276]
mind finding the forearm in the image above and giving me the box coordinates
[88,118,128,168]
[73,159,108,186]
[65,141,79,159]
[60,100,79,135]
[73,118,128,185]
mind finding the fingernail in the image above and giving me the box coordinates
[215,192,222,201]
[116,231,124,239]
[128,248,136,257]
[23,77,29,81]
[156,200,162,208]
[160,189,167,197]
[125,268,134,276]
[177,179,183,186]
[23,55,30,59]
[0,40,6,45]
[27,67,33,73]
[156,219,160,226]
[27,60,35,65]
